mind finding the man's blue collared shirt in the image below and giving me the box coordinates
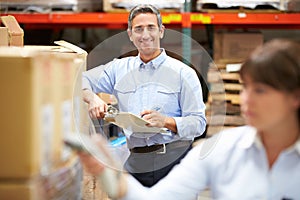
[82,49,206,148]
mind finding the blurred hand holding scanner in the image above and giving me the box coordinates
[63,132,126,199]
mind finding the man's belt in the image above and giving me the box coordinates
[130,140,191,154]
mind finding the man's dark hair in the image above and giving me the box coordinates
[128,4,163,30]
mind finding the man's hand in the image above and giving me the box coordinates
[141,109,178,133]
[83,89,108,119]
[141,110,167,128]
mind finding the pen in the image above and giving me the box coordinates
[141,106,161,118]
[151,106,161,112]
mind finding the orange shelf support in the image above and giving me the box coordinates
[182,12,192,28]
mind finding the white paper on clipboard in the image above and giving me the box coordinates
[105,112,168,134]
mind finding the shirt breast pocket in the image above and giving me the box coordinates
[114,83,136,112]
[156,86,180,114]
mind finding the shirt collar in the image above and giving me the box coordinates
[238,126,300,156]
[288,136,300,155]
[295,139,300,155]
[237,126,257,149]
[137,48,167,69]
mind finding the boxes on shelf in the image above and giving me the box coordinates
[285,0,300,12]
[0,41,87,179]
[103,0,184,12]
[196,0,282,11]
[213,31,263,62]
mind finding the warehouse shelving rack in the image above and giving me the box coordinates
[1,12,300,28]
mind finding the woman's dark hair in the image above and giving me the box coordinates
[240,38,300,119]
[128,4,162,30]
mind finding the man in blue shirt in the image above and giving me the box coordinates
[82,4,206,187]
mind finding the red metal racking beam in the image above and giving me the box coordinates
[1,12,300,28]
[191,13,300,25]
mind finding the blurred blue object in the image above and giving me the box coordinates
[110,136,127,147]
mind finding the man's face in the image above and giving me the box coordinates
[127,13,164,59]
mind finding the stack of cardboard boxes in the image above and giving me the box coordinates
[0,16,90,199]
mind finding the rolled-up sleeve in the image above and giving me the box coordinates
[82,61,115,94]
[174,67,206,139]
[82,69,96,91]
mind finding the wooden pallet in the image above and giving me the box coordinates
[208,93,241,105]
[210,82,242,93]
[208,69,242,104]
[212,59,244,70]
[208,70,241,83]
[206,61,245,136]
[206,101,241,115]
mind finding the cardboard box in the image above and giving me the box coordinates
[0,50,52,178]
[0,42,87,178]
[0,180,41,200]
[39,41,88,166]
[24,41,88,137]
[0,15,24,46]
[0,27,9,46]
[53,41,90,139]
[0,157,82,200]
[214,32,263,61]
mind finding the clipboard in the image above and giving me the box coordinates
[105,112,168,134]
